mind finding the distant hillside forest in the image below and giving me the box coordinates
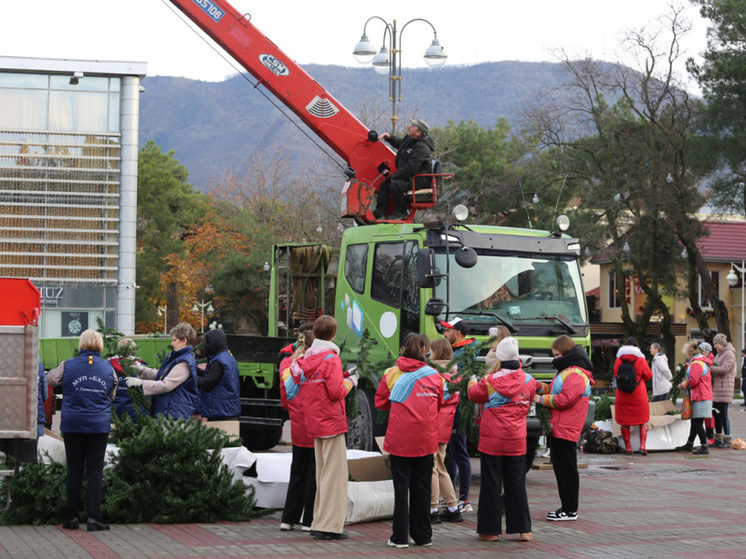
[138,61,565,190]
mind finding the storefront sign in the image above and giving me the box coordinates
[61,312,87,337]
[39,286,64,307]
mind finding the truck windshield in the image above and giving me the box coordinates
[433,252,587,325]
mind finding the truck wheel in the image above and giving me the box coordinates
[240,425,283,451]
[346,390,374,451]
[525,435,540,473]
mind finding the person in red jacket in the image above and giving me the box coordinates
[279,323,315,532]
[613,337,654,455]
[290,316,357,540]
[376,333,444,549]
[427,338,462,524]
[535,335,593,523]
[279,322,314,365]
[675,341,714,455]
[468,336,537,543]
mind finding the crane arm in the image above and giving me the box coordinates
[168,0,396,222]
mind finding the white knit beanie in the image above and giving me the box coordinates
[495,336,520,362]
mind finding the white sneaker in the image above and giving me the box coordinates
[546,509,578,522]
[280,522,294,531]
[387,539,409,549]
[457,499,473,513]
[301,525,312,532]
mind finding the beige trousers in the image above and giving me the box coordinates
[431,442,458,508]
[311,433,348,533]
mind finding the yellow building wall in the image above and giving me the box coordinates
[597,262,744,372]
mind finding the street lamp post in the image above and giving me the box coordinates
[353,16,447,134]
[192,285,214,333]
[156,305,167,334]
[192,299,214,333]
[726,260,745,356]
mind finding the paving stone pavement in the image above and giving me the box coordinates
[2,406,746,558]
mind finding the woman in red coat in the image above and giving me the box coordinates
[468,336,537,542]
[279,323,315,532]
[290,316,357,541]
[375,333,444,549]
[613,337,653,455]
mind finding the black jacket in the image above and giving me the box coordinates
[387,134,435,185]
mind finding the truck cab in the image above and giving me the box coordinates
[268,210,592,456]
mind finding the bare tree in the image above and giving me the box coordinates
[518,4,723,346]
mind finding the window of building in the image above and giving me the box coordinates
[699,270,720,309]
[0,70,123,286]
[608,270,622,309]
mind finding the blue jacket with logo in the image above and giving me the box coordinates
[200,349,240,419]
[37,357,47,428]
[60,350,116,434]
[152,346,199,420]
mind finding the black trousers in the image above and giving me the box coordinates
[390,454,433,545]
[688,417,708,445]
[63,432,109,522]
[376,178,409,215]
[713,402,730,435]
[477,453,531,535]
[550,435,579,513]
[281,445,316,527]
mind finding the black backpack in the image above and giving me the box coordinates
[616,360,639,393]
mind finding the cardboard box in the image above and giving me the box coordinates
[347,444,391,482]
[611,400,689,451]
[345,436,393,524]
[206,420,241,443]
[243,443,394,515]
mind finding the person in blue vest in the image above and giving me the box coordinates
[37,357,47,438]
[197,329,240,422]
[125,322,199,420]
[109,338,147,422]
[47,329,117,532]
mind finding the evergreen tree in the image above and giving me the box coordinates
[688,0,746,215]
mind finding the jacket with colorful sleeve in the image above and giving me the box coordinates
[432,360,459,444]
[280,353,312,448]
[375,356,444,457]
[537,346,593,442]
[681,353,714,402]
[468,361,537,456]
[290,339,353,439]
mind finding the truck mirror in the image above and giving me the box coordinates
[424,297,446,316]
[455,246,478,268]
[417,249,436,288]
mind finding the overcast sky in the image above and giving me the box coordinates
[1,0,709,83]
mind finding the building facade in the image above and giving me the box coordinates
[0,57,146,336]
[593,220,746,375]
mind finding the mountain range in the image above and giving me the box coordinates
[138,61,566,190]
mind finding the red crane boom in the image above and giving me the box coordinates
[168,0,401,223]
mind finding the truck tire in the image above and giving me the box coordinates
[240,425,283,451]
[525,435,540,473]
[346,389,375,451]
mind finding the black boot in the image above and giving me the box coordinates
[692,444,710,455]
[87,519,110,532]
[674,440,693,452]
